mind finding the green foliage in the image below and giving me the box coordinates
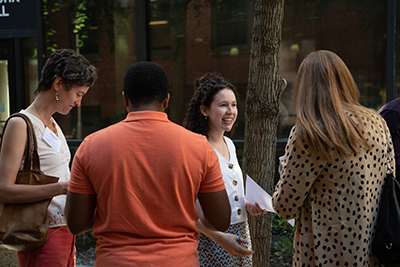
[42,0,60,52]
[73,2,88,33]
[271,213,295,240]
[270,213,295,265]
[42,0,133,54]
[76,230,97,247]
[75,230,97,266]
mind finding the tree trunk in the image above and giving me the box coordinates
[243,1,285,266]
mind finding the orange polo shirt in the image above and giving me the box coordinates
[68,111,225,267]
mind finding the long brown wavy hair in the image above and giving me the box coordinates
[294,50,373,160]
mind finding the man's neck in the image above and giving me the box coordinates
[128,104,164,113]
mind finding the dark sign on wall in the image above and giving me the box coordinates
[0,0,40,38]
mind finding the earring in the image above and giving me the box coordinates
[55,93,60,101]
[205,116,208,120]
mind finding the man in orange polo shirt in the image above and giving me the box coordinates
[65,62,230,266]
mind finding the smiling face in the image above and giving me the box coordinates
[201,88,237,135]
[56,84,90,115]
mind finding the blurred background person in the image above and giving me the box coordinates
[379,96,400,179]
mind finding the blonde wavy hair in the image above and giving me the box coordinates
[294,50,373,160]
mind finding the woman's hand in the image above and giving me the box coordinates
[196,199,254,257]
[212,231,253,257]
[58,181,69,195]
[245,200,267,216]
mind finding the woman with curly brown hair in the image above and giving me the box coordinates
[184,72,266,266]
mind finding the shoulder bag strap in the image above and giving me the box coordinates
[0,113,40,173]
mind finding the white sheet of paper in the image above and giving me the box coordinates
[245,174,295,227]
[42,127,61,152]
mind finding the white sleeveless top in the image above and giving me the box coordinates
[20,110,71,228]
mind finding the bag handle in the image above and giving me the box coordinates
[0,113,41,173]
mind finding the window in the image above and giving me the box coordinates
[212,0,250,55]
[149,0,173,58]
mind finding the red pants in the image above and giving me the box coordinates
[17,226,76,267]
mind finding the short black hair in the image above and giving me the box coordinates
[35,48,97,94]
[123,62,169,107]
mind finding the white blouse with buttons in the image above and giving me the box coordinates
[213,136,247,225]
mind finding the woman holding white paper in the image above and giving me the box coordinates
[184,72,266,266]
[272,50,391,266]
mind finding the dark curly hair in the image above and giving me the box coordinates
[35,49,98,94]
[183,72,237,137]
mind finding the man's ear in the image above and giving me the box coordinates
[162,93,170,109]
[200,105,208,117]
[122,91,129,108]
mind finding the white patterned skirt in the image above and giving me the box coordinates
[198,220,252,266]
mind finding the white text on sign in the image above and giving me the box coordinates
[0,1,21,18]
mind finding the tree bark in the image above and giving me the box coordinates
[243,1,285,266]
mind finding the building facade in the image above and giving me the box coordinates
[0,0,398,145]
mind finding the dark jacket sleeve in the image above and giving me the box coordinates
[380,109,400,178]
